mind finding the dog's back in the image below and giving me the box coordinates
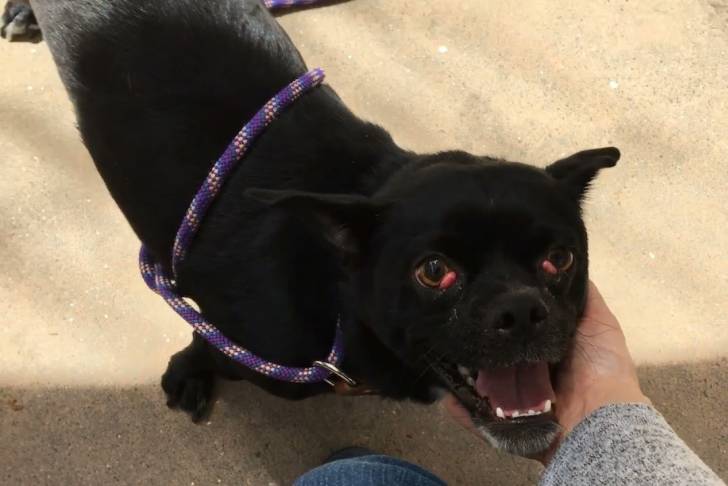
[31,0,309,256]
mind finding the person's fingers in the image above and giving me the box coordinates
[584,280,612,319]
[442,394,476,431]
[579,281,626,344]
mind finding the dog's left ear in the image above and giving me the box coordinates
[246,188,388,265]
[546,147,620,202]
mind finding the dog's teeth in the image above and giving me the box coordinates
[457,365,470,377]
[512,410,520,418]
[496,407,505,419]
[466,377,475,387]
[544,400,552,413]
[528,409,535,416]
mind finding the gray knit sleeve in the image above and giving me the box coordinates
[540,403,725,486]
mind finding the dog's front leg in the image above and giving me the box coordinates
[161,333,217,422]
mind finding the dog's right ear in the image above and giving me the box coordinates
[246,188,388,264]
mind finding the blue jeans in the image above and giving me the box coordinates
[294,455,446,486]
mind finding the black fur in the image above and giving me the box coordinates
[29,0,619,453]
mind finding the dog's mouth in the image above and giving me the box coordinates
[433,360,556,425]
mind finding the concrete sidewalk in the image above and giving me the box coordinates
[1,1,727,484]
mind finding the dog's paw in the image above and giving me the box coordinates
[161,356,215,423]
[1,1,40,42]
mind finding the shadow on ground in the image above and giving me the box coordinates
[2,360,726,485]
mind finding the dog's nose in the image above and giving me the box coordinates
[486,291,548,335]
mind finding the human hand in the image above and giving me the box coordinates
[551,280,650,435]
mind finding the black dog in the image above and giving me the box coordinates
[29,0,618,456]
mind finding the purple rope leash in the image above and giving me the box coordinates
[171,68,323,274]
[264,0,322,9]
[140,63,344,384]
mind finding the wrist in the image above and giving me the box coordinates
[558,381,650,434]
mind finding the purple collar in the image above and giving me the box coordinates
[139,68,351,385]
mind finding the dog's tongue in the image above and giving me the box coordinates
[475,362,555,411]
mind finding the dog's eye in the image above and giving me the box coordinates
[415,257,456,289]
[543,248,574,274]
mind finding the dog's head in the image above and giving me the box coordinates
[249,146,619,456]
